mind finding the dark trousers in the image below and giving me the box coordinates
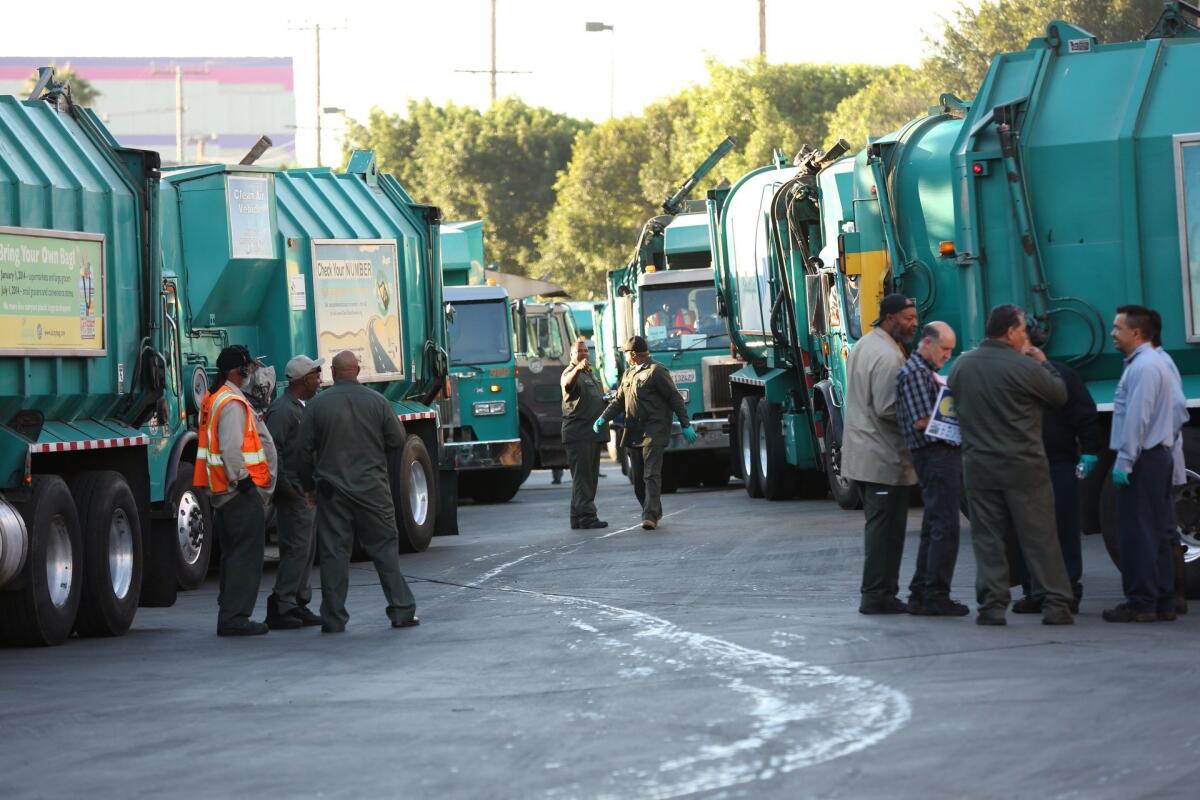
[859,482,910,604]
[565,438,601,523]
[628,438,667,522]
[272,495,316,613]
[1010,461,1083,601]
[316,492,416,629]
[1117,446,1175,613]
[967,482,1073,614]
[908,445,962,600]
[215,489,266,628]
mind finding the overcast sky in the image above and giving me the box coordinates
[10,0,974,163]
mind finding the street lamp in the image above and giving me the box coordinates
[585,21,615,119]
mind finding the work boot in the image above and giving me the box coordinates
[975,610,1006,626]
[1012,595,1042,614]
[579,519,608,529]
[266,594,304,630]
[391,616,421,629]
[1173,543,1188,615]
[217,620,269,637]
[923,596,970,617]
[1158,608,1178,622]
[1041,607,1074,626]
[859,597,907,615]
[293,605,323,627]
[642,519,658,530]
[905,592,925,615]
[1102,604,1157,623]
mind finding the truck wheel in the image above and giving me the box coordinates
[468,468,524,504]
[0,476,83,647]
[165,463,212,590]
[518,425,535,486]
[69,472,142,637]
[738,396,763,498]
[822,424,861,510]
[757,398,795,501]
[394,435,435,553]
[623,448,634,484]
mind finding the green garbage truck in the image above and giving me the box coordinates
[0,76,179,645]
[712,4,1200,592]
[606,138,741,490]
[156,148,451,584]
[439,220,524,502]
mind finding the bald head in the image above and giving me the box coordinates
[917,321,956,369]
[331,350,361,381]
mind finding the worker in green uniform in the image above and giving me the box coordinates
[595,335,697,530]
[264,354,325,630]
[562,337,608,529]
[295,350,419,633]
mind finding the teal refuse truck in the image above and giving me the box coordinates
[606,138,742,490]
[711,4,1200,591]
[439,220,523,502]
[156,148,452,586]
[0,75,179,645]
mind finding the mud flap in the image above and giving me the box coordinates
[435,468,459,536]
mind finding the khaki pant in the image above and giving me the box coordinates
[967,484,1073,614]
[315,490,416,630]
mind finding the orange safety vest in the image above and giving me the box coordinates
[192,385,271,492]
[673,308,696,330]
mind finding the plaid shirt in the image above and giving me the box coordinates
[896,351,949,451]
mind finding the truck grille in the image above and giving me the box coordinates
[703,358,741,411]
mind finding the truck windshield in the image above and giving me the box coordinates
[641,283,730,351]
[448,300,511,365]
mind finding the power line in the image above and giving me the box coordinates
[289,21,346,166]
[454,0,530,103]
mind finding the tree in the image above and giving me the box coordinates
[825,66,940,150]
[344,98,587,273]
[22,64,100,107]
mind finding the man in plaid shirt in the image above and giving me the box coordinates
[895,321,969,616]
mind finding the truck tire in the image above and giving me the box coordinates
[822,424,861,510]
[164,464,213,590]
[757,398,795,501]
[738,396,763,499]
[393,435,435,553]
[0,476,83,647]
[467,468,524,504]
[518,425,535,486]
[69,471,142,637]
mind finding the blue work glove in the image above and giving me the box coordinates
[681,425,698,444]
[1077,454,1098,479]
[1112,468,1131,488]
[592,416,605,434]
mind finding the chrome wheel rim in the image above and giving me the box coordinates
[409,461,430,527]
[1175,469,1200,564]
[758,418,769,481]
[45,514,73,608]
[109,507,134,600]
[177,490,205,566]
[740,412,754,479]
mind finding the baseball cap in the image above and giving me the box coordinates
[284,354,326,380]
[872,294,916,326]
[620,335,649,353]
[215,345,253,373]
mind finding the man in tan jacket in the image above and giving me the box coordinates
[843,294,919,614]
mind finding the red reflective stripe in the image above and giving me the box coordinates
[31,434,147,454]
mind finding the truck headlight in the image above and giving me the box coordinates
[473,400,506,416]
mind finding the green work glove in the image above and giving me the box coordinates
[1077,454,1098,478]
[592,416,605,434]
[681,425,698,444]
[1112,468,1131,488]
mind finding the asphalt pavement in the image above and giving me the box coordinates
[2,463,1197,799]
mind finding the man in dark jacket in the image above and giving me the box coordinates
[562,338,608,529]
[1009,355,1103,614]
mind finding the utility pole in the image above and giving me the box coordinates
[455,0,530,103]
[759,0,767,59]
[291,21,345,166]
[152,61,209,164]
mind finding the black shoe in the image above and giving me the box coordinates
[642,519,657,530]
[1012,595,1042,614]
[1158,608,1178,622]
[860,597,908,615]
[1041,608,1074,626]
[391,616,421,629]
[293,605,323,627]
[976,611,1007,626]
[570,518,580,530]
[266,595,304,630]
[1102,604,1157,623]
[320,623,345,633]
[924,596,970,617]
[905,595,925,615]
[579,519,608,529]
[218,620,269,637]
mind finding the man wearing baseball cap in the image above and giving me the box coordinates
[842,293,920,615]
[263,355,325,629]
[594,335,697,530]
